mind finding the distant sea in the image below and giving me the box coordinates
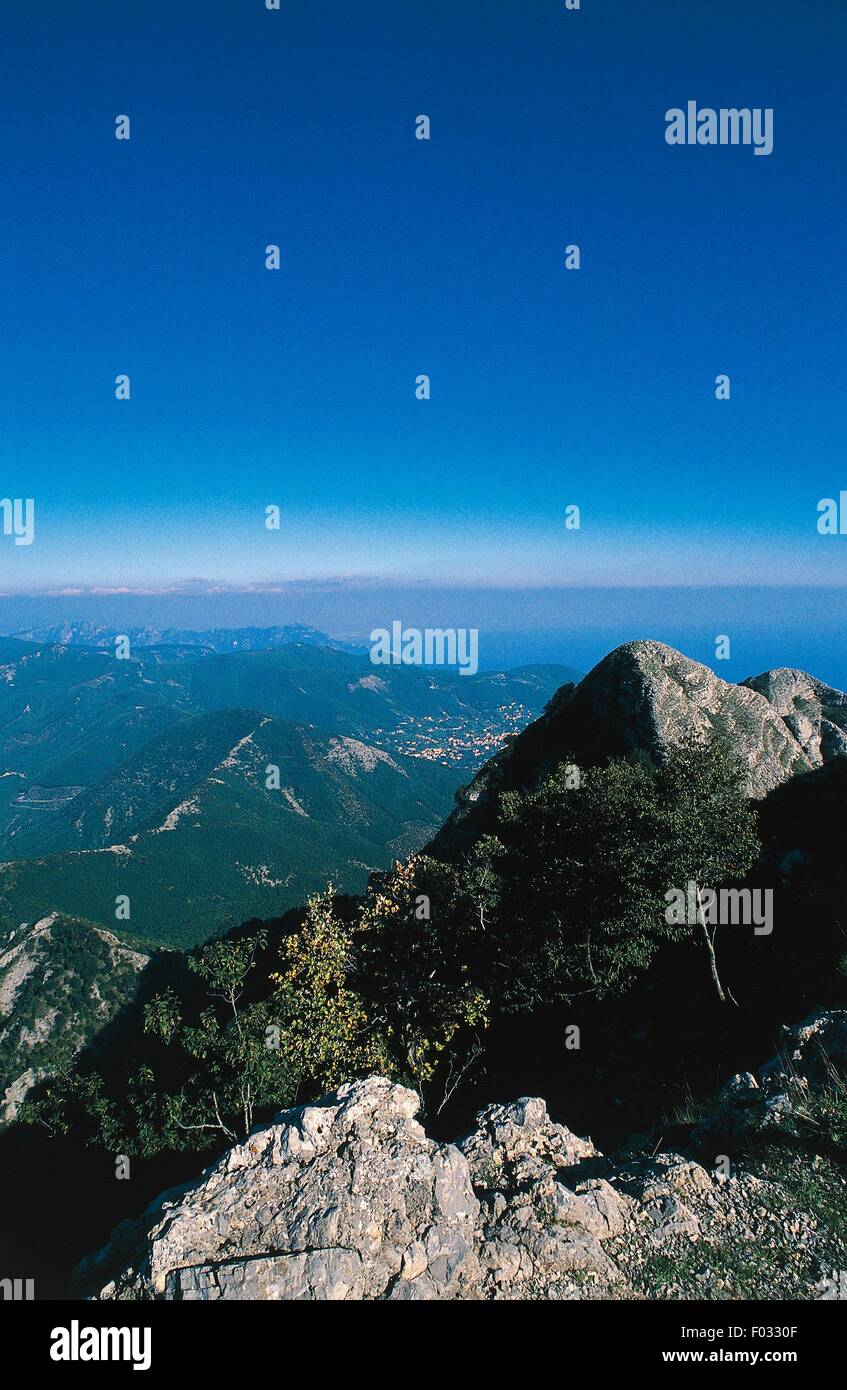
[343,587,847,690]
[473,626,847,689]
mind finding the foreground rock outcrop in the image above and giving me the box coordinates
[80,1012,847,1301]
[80,1078,481,1301]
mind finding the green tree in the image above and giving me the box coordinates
[22,902,392,1157]
[488,754,670,1007]
[138,928,292,1147]
[655,735,760,1003]
[269,885,393,1095]
[356,855,490,1111]
[472,735,759,1010]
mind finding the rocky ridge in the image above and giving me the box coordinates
[431,642,847,856]
[0,913,149,1123]
[79,1011,847,1301]
[741,668,847,766]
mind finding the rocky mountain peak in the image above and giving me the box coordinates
[431,641,846,853]
[555,640,823,796]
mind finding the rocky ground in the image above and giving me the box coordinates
[77,1010,847,1301]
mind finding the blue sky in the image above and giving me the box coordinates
[0,0,845,596]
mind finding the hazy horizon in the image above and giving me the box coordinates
[2,582,846,687]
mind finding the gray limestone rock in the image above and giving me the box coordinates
[80,1021,846,1302]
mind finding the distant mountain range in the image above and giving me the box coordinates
[3,621,361,654]
[0,632,575,944]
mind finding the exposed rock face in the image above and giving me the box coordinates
[80,1022,847,1301]
[431,642,845,855]
[79,1077,482,1302]
[742,669,847,766]
[455,1097,624,1296]
[557,642,821,797]
[693,1009,847,1148]
[81,1078,625,1302]
[0,914,148,1123]
[766,1009,847,1084]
